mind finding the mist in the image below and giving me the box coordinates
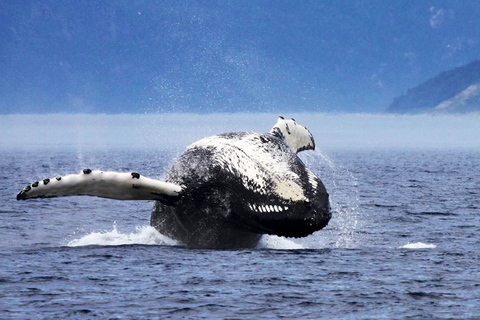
[2,113,478,151]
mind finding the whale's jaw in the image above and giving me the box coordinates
[151,195,330,249]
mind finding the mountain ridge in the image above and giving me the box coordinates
[387,60,480,114]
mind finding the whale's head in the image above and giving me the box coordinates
[269,116,315,153]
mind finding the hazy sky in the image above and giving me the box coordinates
[1,1,480,114]
[2,113,480,150]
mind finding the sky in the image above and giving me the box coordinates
[1,0,480,114]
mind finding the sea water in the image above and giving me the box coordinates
[0,114,479,319]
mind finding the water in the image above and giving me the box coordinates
[1,120,480,318]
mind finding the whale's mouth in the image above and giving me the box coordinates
[237,197,331,238]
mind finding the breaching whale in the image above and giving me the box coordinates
[17,116,331,249]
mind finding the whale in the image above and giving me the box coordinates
[16,116,331,249]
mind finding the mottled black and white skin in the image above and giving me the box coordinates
[17,117,331,249]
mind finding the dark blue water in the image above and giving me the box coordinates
[1,148,479,319]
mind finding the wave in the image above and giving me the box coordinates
[66,223,307,249]
[67,224,178,247]
[67,225,308,250]
[399,242,437,249]
[257,235,305,250]
[66,224,364,250]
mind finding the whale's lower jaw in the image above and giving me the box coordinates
[150,196,331,249]
[244,208,331,239]
[236,196,331,239]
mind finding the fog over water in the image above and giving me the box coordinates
[2,113,479,151]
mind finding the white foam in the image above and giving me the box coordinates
[257,235,305,250]
[399,242,436,249]
[67,224,178,247]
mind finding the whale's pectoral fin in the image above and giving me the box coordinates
[16,169,183,204]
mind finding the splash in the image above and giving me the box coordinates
[258,235,305,250]
[299,149,361,249]
[64,147,360,250]
[67,224,178,247]
[67,225,305,249]
[399,242,437,249]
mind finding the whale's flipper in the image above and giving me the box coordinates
[270,116,315,153]
[16,169,183,203]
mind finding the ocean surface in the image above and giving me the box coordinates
[1,114,479,319]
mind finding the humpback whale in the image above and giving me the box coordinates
[17,117,331,249]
